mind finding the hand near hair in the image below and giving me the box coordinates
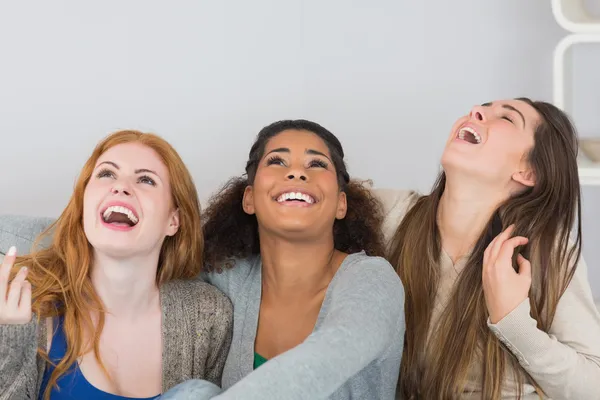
[482,225,532,324]
[0,246,32,324]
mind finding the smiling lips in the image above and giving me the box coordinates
[100,203,139,230]
[456,126,482,144]
[275,190,317,206]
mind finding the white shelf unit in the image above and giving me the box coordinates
[552,0,600,33]
[579,154,600,186]
[552,33,600,186]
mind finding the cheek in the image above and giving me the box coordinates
[82,184,100,215]
[252,169,277,194]
[317,171,341,196]
[142,188,174,220]
[82,186,101,233]
[501,138,533,163]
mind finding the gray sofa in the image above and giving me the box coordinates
[0,215,55,259]
[0,188,416,259]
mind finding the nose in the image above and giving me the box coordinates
[285,168,308,182]
[469,105,486,122]
[111,183,132,196]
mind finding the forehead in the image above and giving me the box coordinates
[264,129,330,155]
[97,143,167,173]
[490,99,540,128]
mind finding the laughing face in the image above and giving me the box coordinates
[441,99,541,188]
[83,142,180,259]
[242,129,347,239]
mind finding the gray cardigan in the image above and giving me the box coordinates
[0,279,233,400]
[161,252,405,400]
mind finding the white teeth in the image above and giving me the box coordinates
[102,205,139,224]
[276,192,315,204]
[458,127,482,144]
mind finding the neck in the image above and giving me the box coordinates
[437,175,508,262]
[91,251,161,320]
[258,230,340,299]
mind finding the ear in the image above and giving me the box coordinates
[512,168,536,187]
[242,186,256,215]
[166,208,180,237]
[335,191,347,220]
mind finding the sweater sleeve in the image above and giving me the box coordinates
[487,255,600,399]
[212,256,405,399]
[0,319,40,399]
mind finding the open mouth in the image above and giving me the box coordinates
[457,126,482,144]
[101,206,139,227]
[275,191,317,205]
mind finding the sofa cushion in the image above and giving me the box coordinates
[0,215,55,256]
[0,190,599,311]
[0,187,417,256]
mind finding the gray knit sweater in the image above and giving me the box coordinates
[0,280,233,400]
[160,251,405,400]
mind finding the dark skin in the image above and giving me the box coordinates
[242,129,348,359]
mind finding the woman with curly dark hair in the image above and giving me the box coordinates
[160,120,405,400]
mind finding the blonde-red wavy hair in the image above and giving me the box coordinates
[13,130,203,400]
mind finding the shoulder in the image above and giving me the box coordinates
[162,279,233,322]
[557,251,598,309]
[335,252,404,302]
[201,256,260,299]
[370,188,421,245]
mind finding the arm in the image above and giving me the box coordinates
[488,256,600,399]
[199,257,258,304]
[0,247,40,399]
[214,256,405,400]
[0,320,40,399]
[204,291,234,386]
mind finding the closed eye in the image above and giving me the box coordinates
[502,115,514,123]
[308,159,328,169]
[138,175,156,186]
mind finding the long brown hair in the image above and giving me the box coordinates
[389,99,582,399]
[12,130,203,400]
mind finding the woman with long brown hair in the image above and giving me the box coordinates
[386,98,600,399]
[0,130,232,399]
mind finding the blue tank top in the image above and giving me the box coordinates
[39,316,160,400]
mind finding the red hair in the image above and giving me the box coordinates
[13,130,203,400]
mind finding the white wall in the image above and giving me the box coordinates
[1,1,598,298]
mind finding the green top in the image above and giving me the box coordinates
[253,352,268,369]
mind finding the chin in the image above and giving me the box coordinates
[265,219,316,237]
[440,152,462,172]
[277,221,312,233]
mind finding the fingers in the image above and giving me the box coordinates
[517,254,532,279]
[19,281,32,312]
[497,236,529,264]
[0,246,17,304]
[490,224,515,262]
[6,267,28,309]
[484,224,514,267]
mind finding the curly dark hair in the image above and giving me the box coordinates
[202,119,386,271]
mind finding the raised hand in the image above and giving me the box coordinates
[0,246,32,324]
[482,225,532,324]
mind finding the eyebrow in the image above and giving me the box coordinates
[482,102,526,127]
[96,161,160,177]
[265,147,333,163]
